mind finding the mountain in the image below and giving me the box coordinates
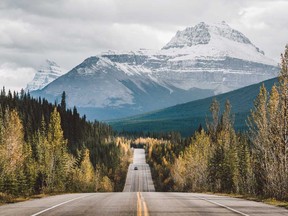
[109,77,278,136]
[26,60,65,91]
[31,22,279,120]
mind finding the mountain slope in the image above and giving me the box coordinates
[26,60,65,91]
[31,22,279,120]
[109,77,278,136]
[32,56,213,120]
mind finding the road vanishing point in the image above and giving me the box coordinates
[1,148,288,215]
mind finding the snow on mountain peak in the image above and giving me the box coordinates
[161,21,274,65]
[162,22,211,49]
[163,21,256,50]
[26,60,65,91]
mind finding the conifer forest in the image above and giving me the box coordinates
[0,90,131,201]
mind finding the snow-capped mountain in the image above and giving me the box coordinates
[31,22,279,120]
[26,60,65,91]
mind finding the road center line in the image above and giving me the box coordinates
[195,195,250,216]
[142,197,149,216]
[31,194,94,216]
[137,192,142,216]
[137,192,150,216]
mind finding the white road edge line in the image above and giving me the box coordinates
[195,195,250,216]
[31,194,93,216]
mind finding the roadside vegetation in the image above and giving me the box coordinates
[145,46,288,203]
[0,91,131,203]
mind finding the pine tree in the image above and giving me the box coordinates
[32,116,50,193]
[206,100,240,193]
[61,91,66,111]
[237,134,254,195]
[207,98,220,142]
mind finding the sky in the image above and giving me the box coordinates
[0,0,287,91]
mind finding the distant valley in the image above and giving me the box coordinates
[109,77,278,136]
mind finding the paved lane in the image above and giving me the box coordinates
[0,193,137,216]
[142,192,288,216]
[1,148,288,215]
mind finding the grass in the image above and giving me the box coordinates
[0,192,50,205]
[262,198,288,209]
[0,193,28,204]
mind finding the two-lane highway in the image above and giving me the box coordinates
[1,148,288,215]
[123,148,155,192]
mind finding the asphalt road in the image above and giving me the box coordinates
[123,148,155,192]
[1,148,288,216]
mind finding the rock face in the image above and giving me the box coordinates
[26,60,65,91]
[31,22,279,120]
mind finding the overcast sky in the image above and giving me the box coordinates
[0,0,287,91]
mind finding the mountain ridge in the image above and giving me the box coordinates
[26,60,65,92]
[30,22,279,120]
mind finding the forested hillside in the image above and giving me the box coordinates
[145,46,288,201]
[0,90,131,202]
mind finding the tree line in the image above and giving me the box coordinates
[0,90,131,201]
[146,46,288,201]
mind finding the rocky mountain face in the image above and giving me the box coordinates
[26,60,65,91]
[31,22,279,120]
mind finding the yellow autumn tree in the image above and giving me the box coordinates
[249,46,288,199]
[45,108,69,193]
[79,149,95,191]
[0,109,25,196]
[172,130,211,192]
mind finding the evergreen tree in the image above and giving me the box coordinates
[32,117,50,193]
[207,100,239,193]
[61,91,66,111]
[207,98,220,142]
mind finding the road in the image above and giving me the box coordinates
[1,148,288,216]
[123,148,155,192]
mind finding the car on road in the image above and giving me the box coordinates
[134,166,138,170]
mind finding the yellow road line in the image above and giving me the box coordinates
[138,192,149,216]
[137,192,142,216]
[142,199,149,216]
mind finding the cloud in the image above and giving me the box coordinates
[0,63,35,92]
[237,0,288,60]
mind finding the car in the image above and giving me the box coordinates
[134,166,138,170]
